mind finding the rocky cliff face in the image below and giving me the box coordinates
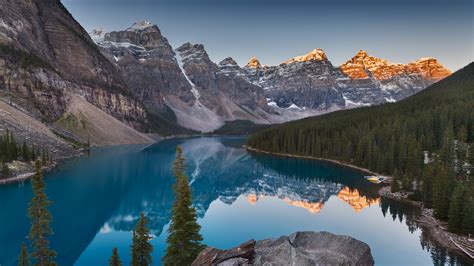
[97,21,195,111]
[192,231,374,265]
[244,49,345,109]
[94,24,278,132]
[0,0,150,146]
[176,43,269,112]
[244,49,451,109]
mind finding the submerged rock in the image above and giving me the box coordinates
[192,231,374,265]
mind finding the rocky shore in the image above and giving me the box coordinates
[379,186,474,260]
[192,231,374,265]
[0,148,87,185]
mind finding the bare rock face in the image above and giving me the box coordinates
[246,57,262,69]
[96,22,195,114]
[176,42,269,111]
[192,231,374,266]
[244,48,345,109]
[95,28,276,133]
[0,0,148,144]
[192,240,256,266]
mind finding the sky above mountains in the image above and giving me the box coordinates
[63,0,473,71]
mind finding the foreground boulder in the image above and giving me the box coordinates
[192,231,374,265]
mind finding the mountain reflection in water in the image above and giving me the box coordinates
[0,137,470,265]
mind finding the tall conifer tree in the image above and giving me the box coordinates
[448,183,465,232]
[164,146,204,265]
[28,160,56,265]
[131,213,153,266]
[109,247,122,266]
[18,242,30,266]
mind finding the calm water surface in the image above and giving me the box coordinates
[0,137,471,265]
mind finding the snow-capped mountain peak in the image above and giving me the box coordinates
[246,57,262,68]
[89,27,107,43]
[126,21,154,31]
[283,48,328,64]
[355,49,369,58]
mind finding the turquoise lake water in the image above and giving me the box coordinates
[0,137,471,265]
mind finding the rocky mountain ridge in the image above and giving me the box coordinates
[243,48,451,109]
[91,21,450,133]
[0,0,452,150]
[93,23,318,132]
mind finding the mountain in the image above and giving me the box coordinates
[243,49,451,109]
[92,22,450,133]
[246,62,473,176]
[0,0,152,148]
[0,0,453,147]
[93,23,291,132]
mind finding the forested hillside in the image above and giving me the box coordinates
[247,62,474,234]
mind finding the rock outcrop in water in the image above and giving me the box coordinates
[192,231,375,265]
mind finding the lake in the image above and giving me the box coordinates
[0,137,471,265]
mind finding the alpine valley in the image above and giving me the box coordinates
[0,0,451,154]
[2,0,474,265]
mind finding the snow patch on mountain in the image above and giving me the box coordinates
[175,52,200,101]
[89,28,106,43]
[343,95,371,107]
[126,21,154,31]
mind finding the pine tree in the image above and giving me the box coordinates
[432,166,454,220]
[41,149,46,166]
[462,197,474,235]
[28,160,56,266]
[131,213,153,266]
[1,163,10,179]
[391,171,400,193]
[22,141,29,161]
[18,242,30,266]
[109,247,122,266]
[469,144,474,163]
[448,183,465,232]
[421,165,434,208]
[30,146,36,161]
[440,127,454,165]
[163,146,204,265]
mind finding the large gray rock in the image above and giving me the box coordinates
[192,231,374,265]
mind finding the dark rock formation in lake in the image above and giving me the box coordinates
[192,231,375,265]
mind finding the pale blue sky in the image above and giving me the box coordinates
[62,0,473,71]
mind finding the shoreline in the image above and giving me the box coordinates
[0,134,206,186]
[246,145,473,261]
[379,186,474,261]
[0,148,87,185]
[244,146,387,179]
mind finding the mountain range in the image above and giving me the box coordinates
[0,0,451,152]
[91,21,451,133]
